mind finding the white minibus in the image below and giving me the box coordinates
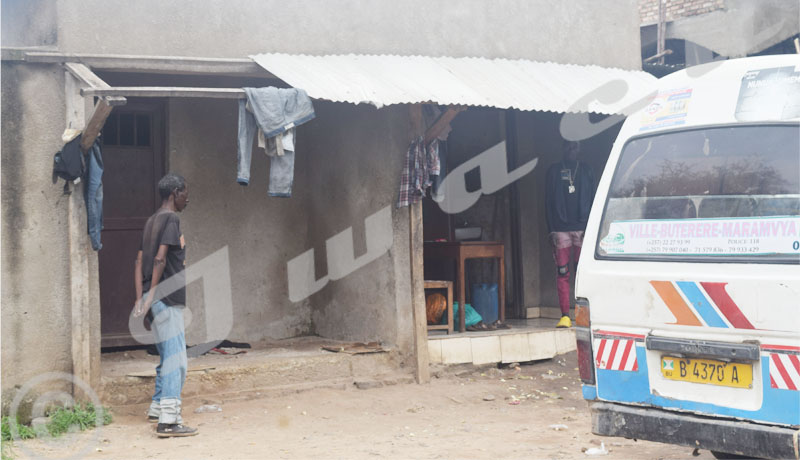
[576,55,800,459]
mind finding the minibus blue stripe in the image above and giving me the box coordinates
[582,385,598,400]
[596,348,800,426]
[676,281,728,328]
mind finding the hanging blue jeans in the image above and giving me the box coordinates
[237,100,296,197]
[149,298,187,424]
[236,88,314,197]
[84,141,103,251]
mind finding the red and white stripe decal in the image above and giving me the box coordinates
[594,338,639,371]
[769,353,800,391]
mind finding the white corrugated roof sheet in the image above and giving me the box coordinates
[250,53,657,115]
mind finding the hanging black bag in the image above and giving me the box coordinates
[53,134,86,184]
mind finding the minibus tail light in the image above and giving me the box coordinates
[575,298,590,327]
[574,297,595,385]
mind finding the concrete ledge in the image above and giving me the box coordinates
[428,321,575,365]
[101,349,407,408]
[538,306,569,319]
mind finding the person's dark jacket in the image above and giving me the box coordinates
[545,161,596,233]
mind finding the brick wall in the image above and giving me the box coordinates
[639,0,725,25]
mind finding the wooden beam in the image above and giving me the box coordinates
[16,50,271,76]
[643,48,673,63]
[424,106,465,145]
[65,62,127,106]
[81,86,246,99]
[80,99,113,152]
[104,96,128,106]
[64,62,111,89]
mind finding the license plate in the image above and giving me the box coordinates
[661,356,752,388]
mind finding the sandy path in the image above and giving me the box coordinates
[9,352,713,460]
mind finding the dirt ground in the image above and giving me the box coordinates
[9,352,715,460]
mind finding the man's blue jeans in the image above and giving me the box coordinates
[146,299,187,424]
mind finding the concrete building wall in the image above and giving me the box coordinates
[51,0,641,70]
[1,0,57,47]
[1,62,74,411]
[166,97,314,345]
[302,102,415,352]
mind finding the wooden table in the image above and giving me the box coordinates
[423,241,505,332]
[424,280,453,334]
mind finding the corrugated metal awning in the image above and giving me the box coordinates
[250,53,657,115]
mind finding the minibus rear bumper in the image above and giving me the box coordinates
[591,401,798,459]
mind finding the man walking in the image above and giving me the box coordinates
[545,141,595,328]
[133,173,197,437]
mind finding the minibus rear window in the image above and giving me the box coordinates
[596,124,800,263]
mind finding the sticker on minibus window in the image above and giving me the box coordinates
[735,66,800,121]
[600,216,800,256]
[639,87,692,132]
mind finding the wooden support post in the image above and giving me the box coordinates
[409,104,430,384]
[657,0,667,65]
[65,72,101,399]
[63,63,122,151]
[80,99,113,152]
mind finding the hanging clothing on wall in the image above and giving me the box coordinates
[431,142,447,202]
[53,130,104,251]
[84,139,104,251]
[420,105,451,203]
[396,137,441,208]
[237,87,315,197]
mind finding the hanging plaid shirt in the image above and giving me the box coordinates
[397,137,440,207]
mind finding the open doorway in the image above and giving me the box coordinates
[422,107,513,332]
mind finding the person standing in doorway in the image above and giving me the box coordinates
[545,141,595,328]
[133,173,197,437]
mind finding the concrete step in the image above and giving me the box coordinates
[427,319,575,366]
[101,341,409,408]
[538,306,574,319]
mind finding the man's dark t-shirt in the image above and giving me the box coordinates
[141,209,185,306]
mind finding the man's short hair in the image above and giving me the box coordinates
[158,173,186,200]
[563,140,580,152]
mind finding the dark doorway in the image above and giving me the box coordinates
[99,100,165,347]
